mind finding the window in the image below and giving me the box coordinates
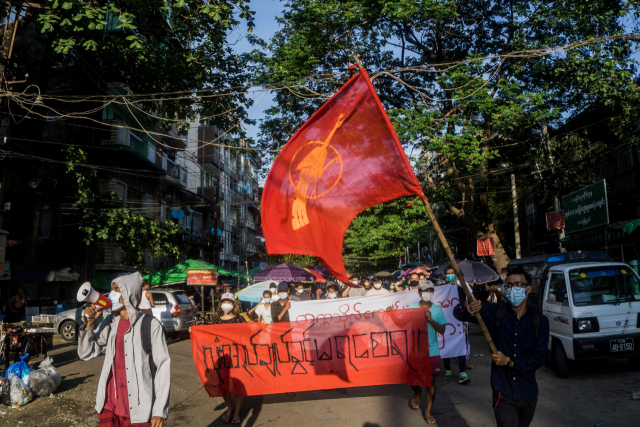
[114,182,126,200]
[569,266,640,306]
[548,273,568,303]
[192,212,203,232]
[172,292,190,305]
[151,293,169,305]
[38,209,51,238]
[160,201,167,221]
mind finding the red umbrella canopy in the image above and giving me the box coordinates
[309,265,331,277]
[305,268,326,283]
[253,264,315,282]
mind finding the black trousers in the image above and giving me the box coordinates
[492,391,537,427]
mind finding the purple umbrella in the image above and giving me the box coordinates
[253,264,315,282]
[309,265,331,277]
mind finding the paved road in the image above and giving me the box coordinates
[2,327,639,427]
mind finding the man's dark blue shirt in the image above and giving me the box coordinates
[454,299,549,401]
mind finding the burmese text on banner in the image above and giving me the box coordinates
[288,286,466,359]
[191,310,431,397]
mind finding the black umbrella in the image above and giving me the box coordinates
[429,260,498,284]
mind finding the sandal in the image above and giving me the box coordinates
[232,418,242,425]
[410,392,421,410]
[222,407,235,423]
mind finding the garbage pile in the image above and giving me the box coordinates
[1,356,61,408]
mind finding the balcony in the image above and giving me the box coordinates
[197,186,217,203]
[247,244,258,254]
[166,159,187,187]
[102,120,158,168]
[197,126,222,173]
[245,219,256,230]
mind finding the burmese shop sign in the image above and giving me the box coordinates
[562,180,609,234]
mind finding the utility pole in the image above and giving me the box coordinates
[511,174,522,259]
[541,119,566,252]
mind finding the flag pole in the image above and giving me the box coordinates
[353,54,364,69]
[420,198,498,355]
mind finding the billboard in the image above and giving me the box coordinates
[562,180,609,234]
[187,269,219,286]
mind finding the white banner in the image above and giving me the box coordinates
[289,286,467,358]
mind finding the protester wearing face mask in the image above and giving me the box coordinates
[454,266,549,427]
[255,291,274,324]
[207,293,245,423]
[341,275,367,298]
[271,282,292,323]
[442,266,471,384]
[366,277,389,296]
[268,282,280,302]
[408,273,421,291]
[406,280,447,424]
[325,284,340,299]
[289,282,308,301]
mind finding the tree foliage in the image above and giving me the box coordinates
[343,197,430,272]
[65,147,182,271]
[36,0,257,134]
[256,0,640,269]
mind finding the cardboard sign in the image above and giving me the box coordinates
[477,238,495,256]
[191,309,431,397]
[187,269,218,286]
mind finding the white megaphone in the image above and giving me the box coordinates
[77,282,112,310]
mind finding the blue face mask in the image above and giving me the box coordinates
[446,274,456,283]
[500,276,506,282]
[506,287,528,306]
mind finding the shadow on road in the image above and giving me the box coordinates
[58,373,95,392]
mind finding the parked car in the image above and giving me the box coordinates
[54,306,100,342]
[149,289,196,339]
[508,252,640,377]
[54,289,196,341]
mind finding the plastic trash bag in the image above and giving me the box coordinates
[28,370,57,397]
[21,366,34,388]
[4,354,31,379]
[9,374,33,407]
[38,357,61,390]
[0,378,10,406]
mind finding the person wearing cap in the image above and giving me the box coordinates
[271,282,292,323]
[366,276,390,296]
[341,275,367,298]
[407,280,447,424]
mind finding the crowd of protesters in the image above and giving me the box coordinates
[186,263,547,427]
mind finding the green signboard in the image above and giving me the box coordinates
[562,180,609,234]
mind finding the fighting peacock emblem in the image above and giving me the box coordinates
[288,114,345,230]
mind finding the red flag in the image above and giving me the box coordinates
[261,68,424,283]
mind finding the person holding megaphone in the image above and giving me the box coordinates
[77,272,171,427]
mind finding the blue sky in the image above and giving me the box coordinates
[231,0,285,143]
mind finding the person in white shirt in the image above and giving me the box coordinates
[254,290,274,324]
[138,280,155,315]
[366,276,390,296]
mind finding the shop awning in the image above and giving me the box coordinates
[144,259,239,287]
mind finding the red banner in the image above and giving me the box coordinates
[190,310,431,397]
[477,238,495,256]
[261,68,424,283]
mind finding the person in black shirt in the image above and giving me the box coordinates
[453,266,549,427]
[271,281,292,323]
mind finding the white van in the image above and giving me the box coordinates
[541,262,640,377]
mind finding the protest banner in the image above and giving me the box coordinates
[190,309,431,397]
[288,286,467,359]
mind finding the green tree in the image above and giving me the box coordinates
[34,0,257,133]
[256,0,640,270]
[65,147,182,271]
[343,197,431,273]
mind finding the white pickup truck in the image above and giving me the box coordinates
[508,252,640,377]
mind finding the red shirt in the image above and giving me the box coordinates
[103,318,131,417]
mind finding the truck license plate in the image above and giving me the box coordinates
[610,338,634,352]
